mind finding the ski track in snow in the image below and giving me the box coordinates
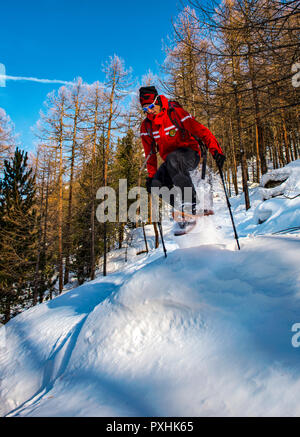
[1,161,300,417]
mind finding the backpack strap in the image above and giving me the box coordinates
[167,101,187,140]
[144,118,157,155]
[167,101,208,180]
[139,118,158,174]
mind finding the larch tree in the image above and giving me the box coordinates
[0,108,15,171]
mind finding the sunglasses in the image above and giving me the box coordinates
[142,95,159,112]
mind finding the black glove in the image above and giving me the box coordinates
[213,151,226,170]
[146,177,153,194]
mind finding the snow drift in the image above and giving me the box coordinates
[1,161,300,417]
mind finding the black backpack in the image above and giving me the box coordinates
[144,100,207,179]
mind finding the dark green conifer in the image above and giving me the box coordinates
[0,148,37,323]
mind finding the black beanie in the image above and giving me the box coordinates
[139,86,158,106]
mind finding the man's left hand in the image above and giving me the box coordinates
[213,151,226,170]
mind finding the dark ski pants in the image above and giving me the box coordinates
[151,147,200,214]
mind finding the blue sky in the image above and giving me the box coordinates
[0,0,185,152]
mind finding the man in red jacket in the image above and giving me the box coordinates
[140,86,225,230]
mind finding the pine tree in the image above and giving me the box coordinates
[72,154,104,285]
[113,129,141,247]
[114,129,140,189]
[0,148,37,323]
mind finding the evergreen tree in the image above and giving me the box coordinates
[113,129,142,247]
[72,155,104,285]
[114,129,140,188]
[0,148,37,323]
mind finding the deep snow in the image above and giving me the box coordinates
[1,161,300,417]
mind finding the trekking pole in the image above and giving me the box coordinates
[139,153,151,174]
[157,196,167,258]
[124,228,131,263]
[201,147,207,180]
[219,167,241,250]
[157,220,167,258]
[139,148,156,175]
[142,223,149,253]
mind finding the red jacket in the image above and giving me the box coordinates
[140,95,223,178]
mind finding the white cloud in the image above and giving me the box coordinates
[0,74,74,86]
[0,73,138,95]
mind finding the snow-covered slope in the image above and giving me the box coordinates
[1,161,300,417]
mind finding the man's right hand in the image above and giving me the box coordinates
[146,177,153,194]
[213,151,226,170]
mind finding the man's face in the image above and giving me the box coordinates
[147,103,161,115]
[142,95,161,115]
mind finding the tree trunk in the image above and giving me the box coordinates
[64,88,80,285]
[233,84,250,210]
[4,300,10,324]
[33,164,45,306]
[229,116,239,195]
[58,100,65,294]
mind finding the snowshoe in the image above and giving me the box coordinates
[172,208,214,236]
[172,209,214,222]
[173,219,198,236]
